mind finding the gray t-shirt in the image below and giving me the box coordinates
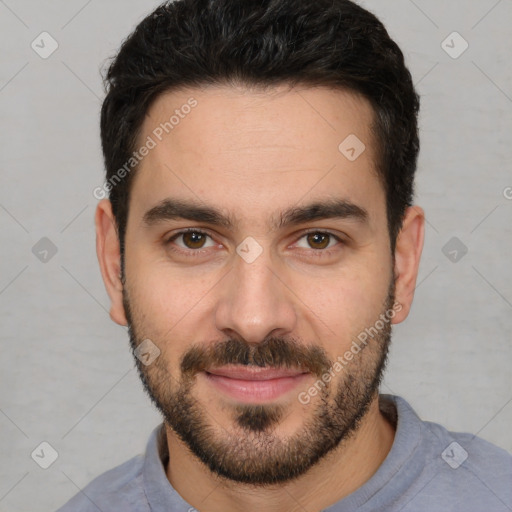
[55,394,512,511]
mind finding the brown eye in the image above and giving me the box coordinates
[166,229,216,252]
[294,231,343,256]
[306,232,331,250]
[181,231,208,249]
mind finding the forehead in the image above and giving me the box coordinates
[129,84,384,230]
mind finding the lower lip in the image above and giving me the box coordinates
[204,372,311,403]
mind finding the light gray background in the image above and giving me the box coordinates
[1,1,511,510]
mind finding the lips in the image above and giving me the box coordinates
[203,365,311,402]
[205,365,309,380]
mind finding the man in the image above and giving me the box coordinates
[57,0,512,510]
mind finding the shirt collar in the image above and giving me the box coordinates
[142,422,194,511]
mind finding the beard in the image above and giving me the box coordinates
[123,277,395,486]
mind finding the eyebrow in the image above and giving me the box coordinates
[142,197,369,231]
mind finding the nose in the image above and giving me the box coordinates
[214,243,298,344]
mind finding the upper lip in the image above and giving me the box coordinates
[205,366,309,381]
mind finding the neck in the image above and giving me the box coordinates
[165,394,396,512]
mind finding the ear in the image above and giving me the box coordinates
[391,205,425,324]
[95,199,128,326]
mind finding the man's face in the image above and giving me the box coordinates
[120,84,398,484]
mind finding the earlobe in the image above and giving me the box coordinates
[95,199,128,326]
[391,205,425,325]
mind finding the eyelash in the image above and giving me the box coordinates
[164,228,345,258]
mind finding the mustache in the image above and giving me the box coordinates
[180,336,333,378]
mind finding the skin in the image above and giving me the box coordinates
[95,84,425,512]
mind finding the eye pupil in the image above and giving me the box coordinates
[307,233,330,249]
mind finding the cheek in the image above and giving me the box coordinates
[292,268,390,351]
[126,242,214,309]
[130,273,199,328]
[126,259,219,346]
